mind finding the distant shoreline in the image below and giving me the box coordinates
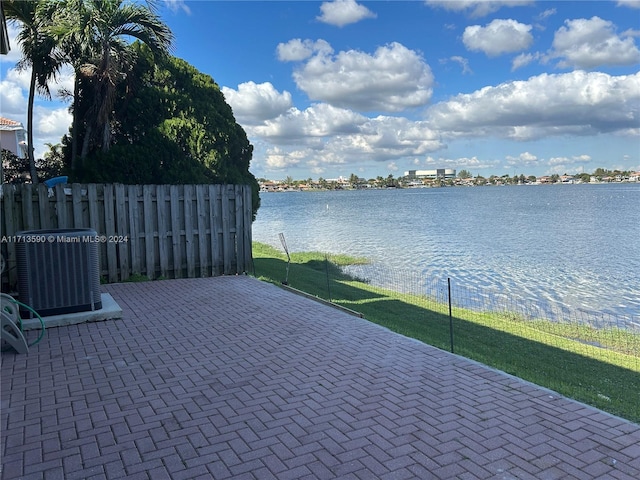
[260,180,640,193]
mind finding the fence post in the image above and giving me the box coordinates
[448,277,454,353]
[325,254,332,303]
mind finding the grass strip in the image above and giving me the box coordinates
[252,242,640,424]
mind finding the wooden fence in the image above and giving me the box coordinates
[0,183,253,286]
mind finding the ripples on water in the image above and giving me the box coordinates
[253,184,640,324]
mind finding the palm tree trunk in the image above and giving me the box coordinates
[102,122,110,152]
[70,75,79,176]
[99,41,112,153]
[27,69,39,185]
[80,123,92,162]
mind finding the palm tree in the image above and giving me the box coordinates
[48,0,90,175]
[349,173,359,188]
[52,0,173,174]
[285,175,294,188]
[4,0,62,185]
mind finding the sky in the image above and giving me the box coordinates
[1,0,639,181]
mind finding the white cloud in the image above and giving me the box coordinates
[548,154,591,166]
[426,71,640,140]
[547,156,568,166]
[463,19,533,56]
[292,41,434,112]
[448,56,473,74]
[545,155,593,175]
[244,67,638,176]
[511,52,541,70]
[0,79,27,118]
[264,147,304,170]
[317,0,376,27]
[505,152,591,174]
[32,106,72,158]
[50,65,75,99]
[259,145,349,175]
[1,67,73,159]
[4,65,75,101]
[421,155,499,170]
[1,64,74,158]
[355,116,443,159]
[505,151,540,167]
[548,16,640,69]
[617,0,640,9]
[243,104,444,173]
[537,8,556,21]
[35,106,72,136]
[163,0,191,15]
[3,23,24,63]
[425,1,534,18]
[222,82,293,125]
[276,39,333,62]
[252,103,364,142]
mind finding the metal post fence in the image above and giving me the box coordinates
[448,277,454,353]
[254,251,639,421]
[325,254,332,303]
[259,250,639,373]
[313,259,639,370]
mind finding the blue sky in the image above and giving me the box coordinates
[2,1,639,180]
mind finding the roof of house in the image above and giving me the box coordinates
[0,117,25,131]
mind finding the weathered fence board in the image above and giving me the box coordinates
[212,185,223,275]
[127,185,140,278]
[142,185,155,281]
[114,184,129,281]
[0,183,253,287]
[169,185,181,279]
[196,186,207,278]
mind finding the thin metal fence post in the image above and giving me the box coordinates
[279,233,290,285]
[448,277,454,353]
[325,254,332,303]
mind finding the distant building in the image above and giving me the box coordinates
[325,176,350,186]
[404,168,456,180]
[0,117,28,158]
[560,175,575,184]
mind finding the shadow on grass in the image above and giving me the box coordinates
[253,255,640,423]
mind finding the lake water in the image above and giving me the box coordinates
[252,184,640,321]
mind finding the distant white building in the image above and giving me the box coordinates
[0,117,27,158]
[404,168,456,180]
[325,176,349,185]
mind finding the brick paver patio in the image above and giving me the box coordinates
[2,276,639,479]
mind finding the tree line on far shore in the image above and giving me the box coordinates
[260,168,639,190]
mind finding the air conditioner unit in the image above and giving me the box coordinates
[16,229,102,317]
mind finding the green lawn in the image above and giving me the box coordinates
[252,242,640,424]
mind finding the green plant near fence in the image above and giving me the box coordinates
[252,242,640,424]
